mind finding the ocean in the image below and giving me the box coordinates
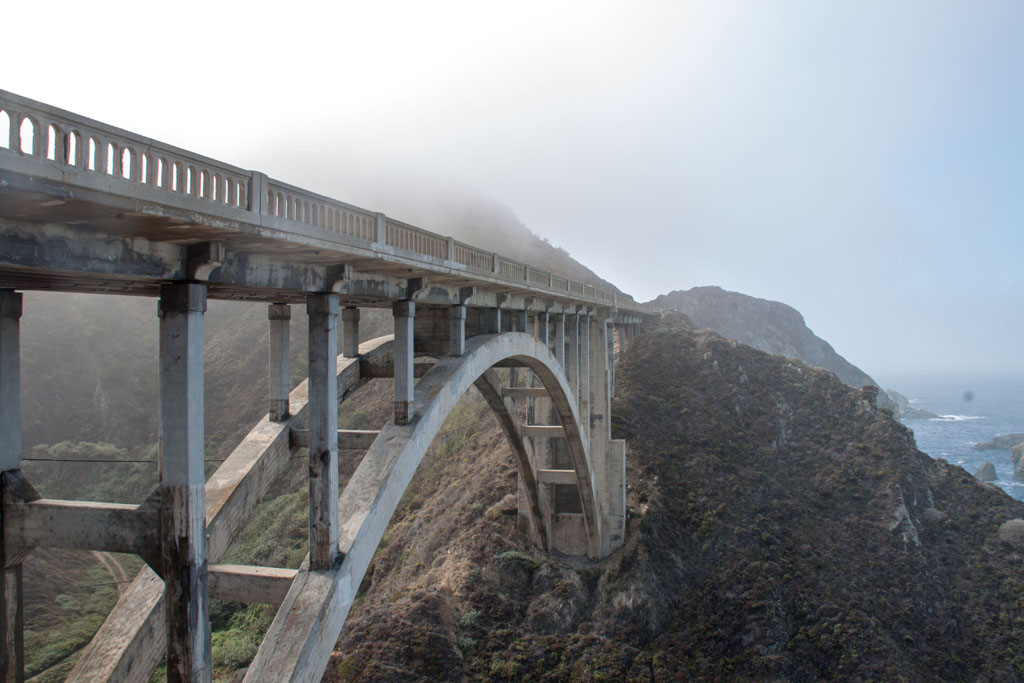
[890,376,1024,501]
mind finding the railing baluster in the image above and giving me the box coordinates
[4,110,17,152]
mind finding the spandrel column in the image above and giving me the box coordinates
[267,303,291,422]
[341,306,360,359]
[393,301,415,425]
[448,305,466,357]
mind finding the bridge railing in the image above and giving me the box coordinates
[0,90,647,312]
[0,93,252,211]
[263,177,377,242]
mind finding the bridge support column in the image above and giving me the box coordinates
[0,291,24,682]
[579,310,590,437]
[341,307,360,359]
[554,313,565,366]
[509,310,527,387]
[307,294,339,569]
[588,316,626,555]
[566,313,579,403]
[394,301,415,425]
[448,305,466,357]
[484,307,501,335]
[511,309,527,333]
[535,312,549,347]
[608,323,616,399]
[268,304,291,422]
[157,283,211,682]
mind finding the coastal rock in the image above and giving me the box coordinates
[921,507,948,525]
[886,389,940,420]
[998,519,1024,547]
[1011,443,1024,466]
[1014,457,1024,481]
[975,462,997,482]
[974,433,1024,451]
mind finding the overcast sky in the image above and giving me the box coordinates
[6,1,1023,384]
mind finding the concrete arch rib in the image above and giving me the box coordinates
[244,332,601,683]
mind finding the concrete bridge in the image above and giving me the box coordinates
[0,90,652,682]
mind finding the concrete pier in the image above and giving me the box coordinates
[393,301,415,425]
[536,312,549,347]
[268,303,291,422]
[485,307,501,335]
[554,313,565,366]
[448,305,466,356]
[566,313,579,402]
[157,283,211,682]
[0,291,23,682]
[307,293,339,570]
[341,307,360,359]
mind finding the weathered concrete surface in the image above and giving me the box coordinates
[268,304,291,421]
[243,332,599,682]
[68,338,395,683]
[157,283,211,682]
[0,291,21,472]
[289,429,381,451]
[208,565,298,606]
[341,307,360,358]
[0,291,23,682]
[4,498,158,555]
[306,294,339,571]
[393,301,415,424]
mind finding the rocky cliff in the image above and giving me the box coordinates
[649,286,901,415]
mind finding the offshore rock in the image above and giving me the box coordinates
[974,433,1024,451]
[975,462,997,482]
[1011,443,1024,467]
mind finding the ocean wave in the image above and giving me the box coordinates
[929,414,985,422]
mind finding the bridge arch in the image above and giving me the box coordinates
[243,330,602,681]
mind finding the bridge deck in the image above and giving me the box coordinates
[0,89,650,314]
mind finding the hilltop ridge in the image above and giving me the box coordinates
[650,286,902,414]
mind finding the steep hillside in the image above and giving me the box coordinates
[650,286,899,413]
[323,313,1024,681]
